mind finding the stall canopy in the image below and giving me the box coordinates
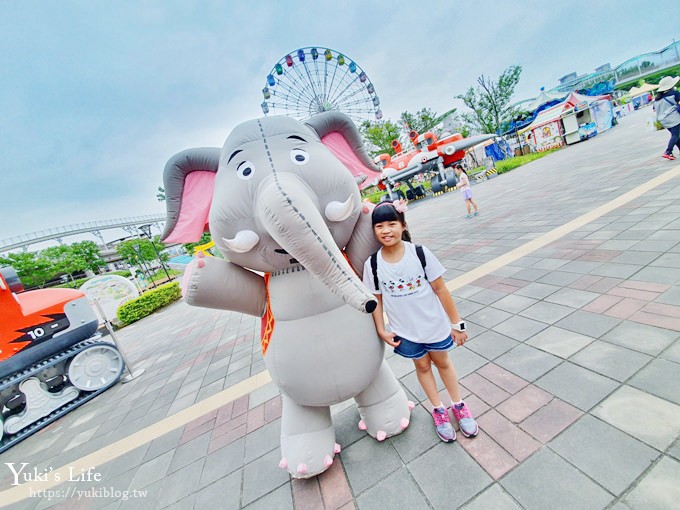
[626,83,659,97]
[526,90,567,112]
[563,91,611,107]
[519,103,566,134]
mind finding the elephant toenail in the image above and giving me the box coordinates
[407,401,415,410]
[323,455,333,468]
[297,463,308,475]
[376,430,386,441]
[334,443,342,454]
[400,417,410,429]
[358,420,367,430]
[278,458,288,469]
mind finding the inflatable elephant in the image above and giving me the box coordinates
[161,112,412,478]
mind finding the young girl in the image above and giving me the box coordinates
[362,200,478,442]
[454,164,479,218]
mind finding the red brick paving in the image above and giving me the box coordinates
[583,294,623,314]
[208,423,247,454]
[618,281,671,293]
[477,363,528,394]
[570,275,603,290]
[519,399,582,443]
[292,476,324,510]
[477,410,541,462]
[587,277,623,293]
[180,418,216,446]
[496,385,553,423]
[459,431,518,480]
[577,250,622,262]
[318,457,354,509]
[609,287,661,301]
[603,298,647,319]
[629,310,680,332]
[459,373,511,406]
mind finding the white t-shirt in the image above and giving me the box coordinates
[362,242,451,344]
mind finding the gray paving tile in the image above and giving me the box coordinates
[333,405,366,449]
[495,344,562,382]
[408,443,492,509]
[167,431,210,474]
[466,330,519,360]
[536,361,618,411]
[449,346,488,379]
[389,405,441,464]
[243,482,293,510]
[248,382,280,409]
[492,315,549,342]
[526,326,594,358]
[468,288,507,305]
[570,341,651,381]
[455,298,486,318]
[343,436,402,495]
[491,294,538,314]
[555,310,621,338]
[241,449,290,506]
[628,358,680,405]
[200,437,246,489]
[245,419,281,463]
[128,449,174,490]
[589,263,644,279]
[461,484,521,510]
[356,467,431,510]
[661,340,680,363]
[622,456,680,510]
[629,266,680,284]
[668,439,680,461]
[560,260,604,274]
[537,271,583,287]
[612,250,662,265]
[152,458,204,509]
[650,253,680,268]
[531,258,570,271]
[544,287,600,308]
[657,285,680,305]
[593,385,680,450]
[514,282,561,300]
[467,307,514,329]
[195,469,242,510]
[500,448,613,510]
[602,321,679,355]
[550,415,658,494]
[519,302,575,325]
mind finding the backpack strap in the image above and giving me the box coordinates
[416,244,428,280]
[370,252,379,291]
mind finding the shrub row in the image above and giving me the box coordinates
[116,281,182,325]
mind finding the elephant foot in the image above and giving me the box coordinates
[280,425,338,479]
[356,388,411,440]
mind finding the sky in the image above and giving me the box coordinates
[1,0,678,247]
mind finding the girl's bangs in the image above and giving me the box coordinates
[372,203,401,225]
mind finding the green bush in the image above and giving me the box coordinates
[116,282,182,325]
[496,149,561,174]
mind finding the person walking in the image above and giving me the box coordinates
[363,200,479,442]
[454,164,479,218]
[654,75,680,160]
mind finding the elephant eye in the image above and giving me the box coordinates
[237,160,255,180]
[290,149,309,166]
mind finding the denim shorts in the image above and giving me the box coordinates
[393,335,453,359]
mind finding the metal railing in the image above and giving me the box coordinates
[1,214,166,252]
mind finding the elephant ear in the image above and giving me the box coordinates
[305,112,380,187]
[161,147,221,243]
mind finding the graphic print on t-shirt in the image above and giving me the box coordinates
[382,273,425,296]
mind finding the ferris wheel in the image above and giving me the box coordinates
[261,47,382,124]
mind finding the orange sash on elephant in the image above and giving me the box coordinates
[260,273,275,355]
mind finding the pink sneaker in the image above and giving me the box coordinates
[450,401,479,438]
[662,153,676,160]
[431,406,456,442]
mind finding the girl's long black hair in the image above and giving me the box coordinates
[371,201,412,241]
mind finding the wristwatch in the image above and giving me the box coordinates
[451,321,466,332]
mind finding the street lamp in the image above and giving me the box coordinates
[138,224,171,281]
[132,243,157,289]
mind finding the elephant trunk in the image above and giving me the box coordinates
[256,174,377,314]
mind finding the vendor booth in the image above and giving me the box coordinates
[519,104,566,152]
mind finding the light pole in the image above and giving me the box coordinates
[132,243,157,289]
[138,224,171,281]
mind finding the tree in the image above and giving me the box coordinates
[0,251,52,289]
[359,119,403,157]
[70,241,106,273]
[456,65,523,135]
[117,238,167,266]
[399,108,440,135]
[183,232,212,254]
[157,186,166,202]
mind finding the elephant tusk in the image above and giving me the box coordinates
[324,195,355,222]
[221,230,260,253]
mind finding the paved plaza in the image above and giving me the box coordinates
[1,107,680,510]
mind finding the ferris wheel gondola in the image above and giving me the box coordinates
[261,47,382,124]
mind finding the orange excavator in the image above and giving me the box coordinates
[0,267,124,452]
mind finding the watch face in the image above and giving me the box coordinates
[460,322,466,331]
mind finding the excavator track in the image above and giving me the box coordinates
[0,335,124,454]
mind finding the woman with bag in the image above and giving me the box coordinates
[654,76,680,160]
